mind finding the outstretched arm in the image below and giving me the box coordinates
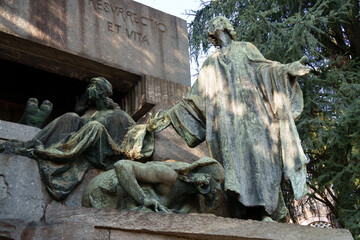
[287,56,311,77]
[146,111,171,133]
[114,160,177,212]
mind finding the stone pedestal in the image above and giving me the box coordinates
[1,203,354,240]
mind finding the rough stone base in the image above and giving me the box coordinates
[0,154,51,224]
[0,153,104,222]
[1,202,354,240]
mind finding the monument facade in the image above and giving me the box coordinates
[0,1,354,239]
[0,0,191,124]
[0,0,190,87]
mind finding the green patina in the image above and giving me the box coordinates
[82,157,228,216]
[157,16,310,221]
[1,77,154,201]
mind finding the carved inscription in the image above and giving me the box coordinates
[89,0,168,45]
[107,21,149,44]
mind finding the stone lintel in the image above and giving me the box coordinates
[0,0,191,88]
[0,31,141,93]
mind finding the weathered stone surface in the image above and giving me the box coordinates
[0,0,191,90]
[20,203,354,240]
[0,122,48,225]
[0,153,51,224]
[0,120,40,141]
[0,219,26,240]
[121,75,190,121]
[153,126,208,163]
[0,153,105,228]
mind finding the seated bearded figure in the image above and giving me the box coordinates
[0,77,154,201]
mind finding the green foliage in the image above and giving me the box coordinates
[188,0,360,238]
[300,61,360,238]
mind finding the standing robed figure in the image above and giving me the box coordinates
[154,16,310,221]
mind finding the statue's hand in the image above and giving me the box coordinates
[75,93,89,115]
[25,98,39,114]
[143,198,170,213]
[146,111,171,133]
[287,56,311,77]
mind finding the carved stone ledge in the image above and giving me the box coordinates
[7,203,352,240]
[0,120,40,142]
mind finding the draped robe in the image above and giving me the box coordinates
[29,108,154,201]
[167,41,308,215]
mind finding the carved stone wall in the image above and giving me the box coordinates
[0,0,190,93]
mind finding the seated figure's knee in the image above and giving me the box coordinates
[54,112,81,125]
[54,112,82,128]
[61,112,80,120]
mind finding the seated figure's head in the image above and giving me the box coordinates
[86,77,113,101]
[86,77,119,110]
[207,16,237,46]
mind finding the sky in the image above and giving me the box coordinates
[134,0,205,83]
[134,0,202,23]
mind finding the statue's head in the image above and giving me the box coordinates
[207,16,237,46]
[194,160,225,195]
[86,77,113,101]
[177,157,225,196]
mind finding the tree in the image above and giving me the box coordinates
[187,0,360,238]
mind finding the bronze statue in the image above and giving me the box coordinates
[152,16,310,221]
[0,16,311,221]
[82,157,229,216]
[0,77,154,201]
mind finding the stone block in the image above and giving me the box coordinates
[0,0,190,90]
[121,75,190,121]
[0,153,51,224]
[0,219,26,240]
[0,153,105,229]
[0,120,40,141]
[152,126,208,163]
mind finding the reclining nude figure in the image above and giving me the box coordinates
[82,157,229,216]
[0,77,154,201]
